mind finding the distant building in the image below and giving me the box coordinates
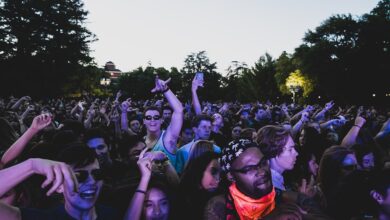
[104,61,122,79]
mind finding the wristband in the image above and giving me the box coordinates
[162,87,170,93]
[353,124,362,128]
[135,189,146,194]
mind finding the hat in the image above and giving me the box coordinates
[219,139,258,172]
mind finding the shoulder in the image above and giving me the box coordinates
[204,194,226,220]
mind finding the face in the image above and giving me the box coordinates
[241,111,249,120]
[143,188,170,220]
[87,137,108,155]
[194,120,212,140]
[299,130,306,146]
[162,109,172,121]
[181,128,194,144]
[201,159,221,192]
[212,113,224,127]
[256,109,267,120]
[231,126,242,140]
[308,155,319,177]
[361,152,375,171]
[144,110,162,133]
[272,136,298,172]
[64,160,103,211]
[230,147,272,199]
[130,120,141,133]
[128,141,146,164]
[326,132,339,144]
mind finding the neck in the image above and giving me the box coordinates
[270,159,285,174]
[212,125,221,133]
[147,130,161,139]
[65,201,96,220]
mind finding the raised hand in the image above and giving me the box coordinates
[30,113,52,132]
[325,100,334,111]
[300,111,309,123]
[30,158,78,196]
[192,75,204,91]
[121,99,131,113]
[298,175,317,198]
[151,75,171,93]
[137,148,152,179]
[355,116,366,128]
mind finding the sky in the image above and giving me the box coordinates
[83,0,380,74]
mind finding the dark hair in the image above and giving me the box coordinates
[187,140,214,163]
[118,134,145,159]
[143,106,162,116]
[352,144,374,167]
[84,128,109,144]
[240,128,256,140]
[317,145,354,197]
[162,105,173,112]
[0,117,18,155]
[191,114,212,128]
[256,125,290,159]
[251,106,266,116]
[60,119,84,137]
[57,142,96,168]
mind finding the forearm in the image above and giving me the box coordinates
[164,90,183,113]
[0,159,34,197]
[291,120,304,140]
[124,176,150,220]
[1,128,37,166]
[341,126,361,147]
[314,109,326,121]
[191,89,202,115]
[0,202,21,220]
[121,113,129,131]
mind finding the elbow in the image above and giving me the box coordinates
[175,105,184,114]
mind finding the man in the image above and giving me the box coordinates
[175,114,221,174]
[162,105,173,129]
[251,106,270,131]
[204,139,276,220]
[0,142,118,219]
[85,128,113,170]
[143,76,183,166]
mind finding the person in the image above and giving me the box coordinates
[143,76,184,166]
[0,142,118,219]
[369,169,390,220]
[124,148,175,220]
[84,128,113,170]
[251,106,270,131]
[175,114,221,174]
[204,139,276,220]
[178,151,221,220]
[257,125,298,192]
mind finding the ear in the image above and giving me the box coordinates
[227,172,235,182]
[370,190,384,204]
[192,127,197,134]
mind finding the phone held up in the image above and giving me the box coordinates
[195,72,204,81]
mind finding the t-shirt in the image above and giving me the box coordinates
[150,130,177,166]
[21,204,118,220]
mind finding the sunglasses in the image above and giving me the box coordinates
[74,169,104,183]
[230,158,269,175]
[144,115,161,120]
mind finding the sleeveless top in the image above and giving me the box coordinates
[148,130,176,165]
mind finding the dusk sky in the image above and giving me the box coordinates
[83,0,380,73]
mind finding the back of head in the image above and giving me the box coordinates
[57,142,96,168]
[188,140,214,163]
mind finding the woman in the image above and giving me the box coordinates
[178,151,222,220]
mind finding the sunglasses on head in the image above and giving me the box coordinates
[144,115,161,120]
[74,169,104,183]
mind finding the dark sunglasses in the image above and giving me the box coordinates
[144,115,161,120]
[74,169,104,183]
[230,158,269,174]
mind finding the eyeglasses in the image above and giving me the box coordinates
[230,158,269,175]
[74,169,104,183]
[144,115,161,120]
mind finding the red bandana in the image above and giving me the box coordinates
[229,183,275,220]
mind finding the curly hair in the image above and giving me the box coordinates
[256,125,290,159]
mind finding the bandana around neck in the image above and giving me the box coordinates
[229,183,275,220]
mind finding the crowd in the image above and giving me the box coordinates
[0,75,390,220]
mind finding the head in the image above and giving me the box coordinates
[181,152,221,193]
[318,146,357,197]
[326,131,339,145]
[119,134,146,165]
[257,125,298,173]
[220,139,272,199]
[192,114,212,140]
[143,180,171,220]
[84,128,109,156]
[180,121,193,145]
[57,143,103,211]
[162,106,173,122]
[231,125,242,140]
[212,113,224,128]
[352,144,375,171]
[240,128,257,142]
[143,106,163,133]
[129,117,141,134]
[188,140,214,163]
[253,106,268,121]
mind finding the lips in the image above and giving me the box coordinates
[254,174,270,186]
[79,186,98,199]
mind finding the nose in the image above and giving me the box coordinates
[153,205,161,216]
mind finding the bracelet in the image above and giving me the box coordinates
[353,124,362,128]
[162,87,170,93]
[135,189,146,194]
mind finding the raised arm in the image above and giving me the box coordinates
[120,99,131,132]
[291,111,309,140]
[375,118,390,141]
[1,114,51,167]
[191,76,203,115]
[314,101,334,122]
[341,116,366,147]
[124,148,151,220]
[151,76,184,154]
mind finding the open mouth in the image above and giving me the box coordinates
[79,187,97,199]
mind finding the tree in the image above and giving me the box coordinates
[0,0,95,97]
[284,69,314,99]
[181,51,223,101]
